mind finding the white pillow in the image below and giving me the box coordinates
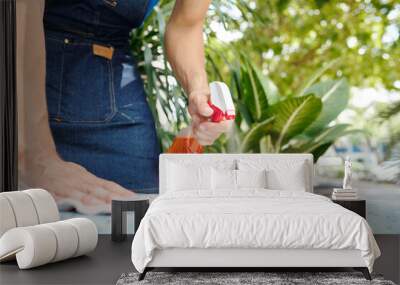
[266,162,306,191]
[212,168,237,191]
[238,159,308,191]
[167,162,212,191]
[236,169,267,189]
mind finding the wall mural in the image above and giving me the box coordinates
[6,0,400,236]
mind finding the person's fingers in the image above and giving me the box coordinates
[80,193,96,205]
[194,125,219,140]
[76,180,112,203]
[190,94,213,117]
[73,168,127,201]
[50,190,67,199]
[196,138,214,146]
[30,158,134,207]
[194,131,215,146]
[83,182,133,204]
[65,190,105,206]
[196,135,217,146]
[102,180,135,197]
[198,120,233,134]
[51,192,64,202]
[191,114,202,128]
[195,127,220,140]
[80,194,105,206]
[70,163,133,202]
[51,186,105,206]
[193,120,233,145]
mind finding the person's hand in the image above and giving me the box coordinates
[188,90,233,146]
[23,153,134,205]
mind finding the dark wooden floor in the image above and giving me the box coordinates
[0,235,399,285]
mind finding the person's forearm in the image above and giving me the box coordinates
[164,0,211,94]
[17,0,58,161]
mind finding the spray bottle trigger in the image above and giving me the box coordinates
[208,101,225,123]
[209,81,236,123]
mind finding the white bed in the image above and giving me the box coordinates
[131,154,380,280]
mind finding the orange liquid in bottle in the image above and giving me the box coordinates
[167,137,204,153]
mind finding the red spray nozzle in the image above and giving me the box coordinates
[167,82,235,153]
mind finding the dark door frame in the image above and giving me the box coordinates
[0,0,17,192]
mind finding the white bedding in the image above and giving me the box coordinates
[131,190,380,273]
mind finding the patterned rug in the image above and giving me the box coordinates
[116,271,395,285]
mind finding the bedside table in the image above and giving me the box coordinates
[111,198,149,242]
[332,199,366,218]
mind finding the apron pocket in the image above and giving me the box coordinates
[54,39,115,123]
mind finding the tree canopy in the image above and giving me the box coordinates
[132,0,400,158]
[206,0,399,95]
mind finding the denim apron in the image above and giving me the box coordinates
[44,0,160,193]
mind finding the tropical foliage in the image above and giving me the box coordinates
[130,0,398,161]
[206,54,352,161]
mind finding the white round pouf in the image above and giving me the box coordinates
[0,226,57,269]
[65,218,98,257]
[1,192,39,227]
[0,190,98,269]
[24,189,59,223]
[0,196,17,237]
[42,221,79,262]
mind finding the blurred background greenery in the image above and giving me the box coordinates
[131,0,399,184]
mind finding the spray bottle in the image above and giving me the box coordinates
[167,81,235,153]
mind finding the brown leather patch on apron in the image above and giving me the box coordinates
[92,44,114,60]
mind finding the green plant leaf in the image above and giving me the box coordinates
[284,125,363,160]
[269,95,322,150]
[240,117,275,152]
[227,124,243,153]
[313,124,349,142]
[239,66,254,122]
[236,101,254,128]
[302,124,350,152]
[241,62,268,121]
[311,142,332,162]
[239,55,280,121]
[143,45,155,94]
[259,135,275,153]
[378,100,400,119]
[304,79,350,135]
[247,60,280,105]
[296,58,340,97]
